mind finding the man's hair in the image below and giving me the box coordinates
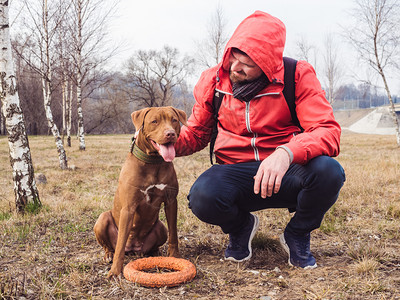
[231,47,249,57]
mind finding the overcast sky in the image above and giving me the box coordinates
[109,0,400,93]
[9,0,398,94]
[111,0,354,56]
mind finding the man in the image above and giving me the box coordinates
[174,11,345,269]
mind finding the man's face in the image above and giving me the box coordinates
[229,49,263,84]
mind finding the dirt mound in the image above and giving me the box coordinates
[334,107,399,135]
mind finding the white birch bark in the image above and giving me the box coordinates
[42,78,68,169]
[76,0,85,150]
[62,78,66,143]
[67,81,72,147]
[76,76,85,150]
[0,0,41,211]
[42,0,68,169]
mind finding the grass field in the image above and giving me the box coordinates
[0,131,399,299]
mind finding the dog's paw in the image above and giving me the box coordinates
[103,251,114,263]
[107,270,123,282]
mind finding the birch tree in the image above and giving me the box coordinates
[346,0,400,145]
[0,0,41,212]
[323,33,343,103]
[54,11,74,147]
[16,0,69,169]
[68,0,118,150]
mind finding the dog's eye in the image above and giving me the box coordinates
[151,120,157,124]
[172,118,178,123]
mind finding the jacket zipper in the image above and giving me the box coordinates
[215,89,280,162]
[245,102,260,161]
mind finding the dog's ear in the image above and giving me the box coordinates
[131,108,151,131]
[170,107,187,126]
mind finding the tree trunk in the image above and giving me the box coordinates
[76,0,85,151]
[42,0,68,169]
[380,72,400,145]
[0,1,41,212]
[67,81,72,147]
[62,78,66,144]
[42,79,68,169]
[373,31,400,146]
[76,80,85,150]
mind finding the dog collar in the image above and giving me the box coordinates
[131,143,165,164]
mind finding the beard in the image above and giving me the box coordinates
[229,70,256,84]
[229,70,250,84]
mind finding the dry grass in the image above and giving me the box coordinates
[0,131,400,299]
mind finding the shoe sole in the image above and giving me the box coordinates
[279,233,317,270]
[225,214,260,263]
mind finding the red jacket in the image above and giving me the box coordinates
[175,11,341,165]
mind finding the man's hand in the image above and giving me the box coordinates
[253,148,291,198]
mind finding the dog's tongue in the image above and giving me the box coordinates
[158,143,175,162]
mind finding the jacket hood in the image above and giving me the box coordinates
[222,11,286,83]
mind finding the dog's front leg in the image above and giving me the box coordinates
[108,205,136,279]
[164,197,180,258]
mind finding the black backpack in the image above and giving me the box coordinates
[209,57,301,165]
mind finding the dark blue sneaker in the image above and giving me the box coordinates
[224,214,259,262]
[279,230,317,269]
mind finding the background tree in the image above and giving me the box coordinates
[346,0,400,145]
[323,33,343,103]
[124,46,194,108]
[67,0,119,150]
[0,0,41,212]
[12,42,46,135]
[15,0,69,169]
[295,35,318,70]
[53,3,74,146]
[85,72,133,134]
[195,4,229,68]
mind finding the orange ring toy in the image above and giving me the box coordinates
[123,257,196,288]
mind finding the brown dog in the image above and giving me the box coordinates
[93,106,187,278]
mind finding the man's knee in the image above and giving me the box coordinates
[188,179,219,222]
[307,156,345,192]
[188,172,235,224]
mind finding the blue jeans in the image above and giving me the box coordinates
[188,156,345,235]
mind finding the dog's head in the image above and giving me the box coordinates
[131,106,187,162]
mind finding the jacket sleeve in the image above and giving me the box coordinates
[175,69,217,157]
[283,60,341,164]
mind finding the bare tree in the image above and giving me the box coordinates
[14,0,69,169]
[346,0,400,145]
[323,33,343,103]
[295,35,318,71]
[12,40,45,135]
[125,46,194,108]
[195,4,229,68]
[0,0,41,212]
[53,7,74,147]
[67,0,119,150]
[85,73,132,134]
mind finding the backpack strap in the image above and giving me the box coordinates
[209,90,224,165]
[282,57,302,131]
[209,57,300,165]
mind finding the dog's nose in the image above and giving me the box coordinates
[165,130,176,139]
